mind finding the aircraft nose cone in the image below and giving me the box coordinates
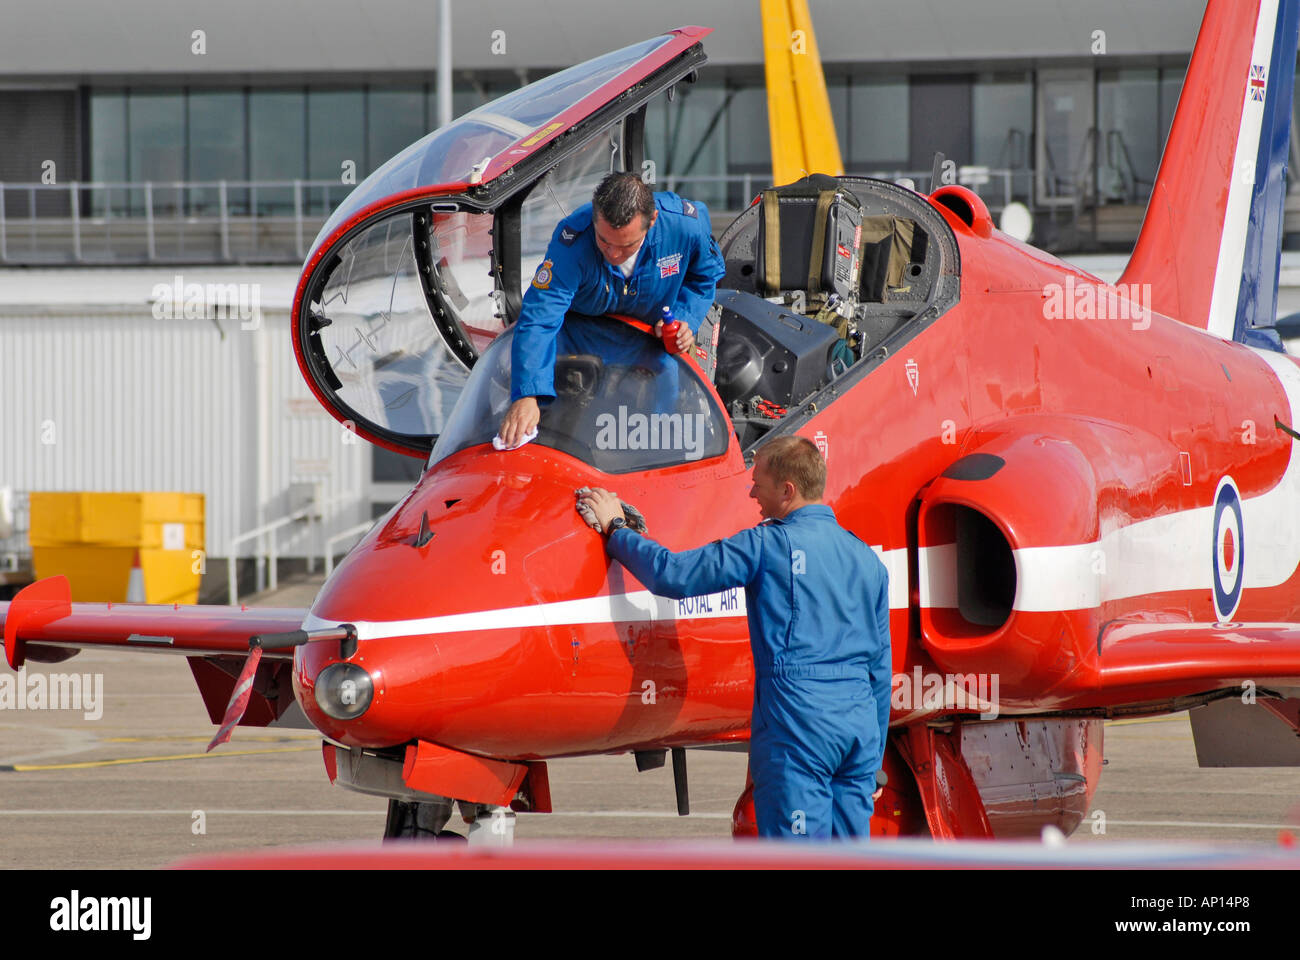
[292,450,616,747]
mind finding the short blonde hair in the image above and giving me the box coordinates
[756,436,826,500]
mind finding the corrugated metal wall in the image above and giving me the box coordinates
[0,305,372,558]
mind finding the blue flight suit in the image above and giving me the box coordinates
[511,191,726,403]
[607,504,892,840]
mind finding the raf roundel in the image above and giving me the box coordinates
[1211,475,1245,623]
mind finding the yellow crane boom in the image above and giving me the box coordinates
[761,0,845,186]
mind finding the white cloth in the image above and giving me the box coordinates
[492,426,538,451]
[617,249,638,278]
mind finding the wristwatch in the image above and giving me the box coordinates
[605,517,629,536]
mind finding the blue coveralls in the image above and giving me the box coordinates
[608,504,892,839]
[510,192,726,404]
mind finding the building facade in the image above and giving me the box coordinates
[2,0,1290,262]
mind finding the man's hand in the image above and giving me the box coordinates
[498,397,540,449]
[654,319,696,356]
[576,487,626,534]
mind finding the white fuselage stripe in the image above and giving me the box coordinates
[306,587,750,640]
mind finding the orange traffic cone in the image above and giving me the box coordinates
[127,550,145,602]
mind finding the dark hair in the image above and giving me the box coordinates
[756,436,826,500]
[593,172,655,229]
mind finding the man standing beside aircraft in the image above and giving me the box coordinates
[577,436,892,839]
[497,172,726,449]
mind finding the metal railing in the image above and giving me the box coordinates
[324,520,380,577]
[226,505,317,604]
[20,162,1278,262]
[225,492,359,604]
[0,178,355,265]
[0,168,1048,266]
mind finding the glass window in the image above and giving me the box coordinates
[429,316,730,473]
[309,90,364,179]
[128,90,184,181]
[725,82,771,202]
[89,90,128,220]
[250,91,305,179]
[90,90,127,182]
[848,78,909,170]
[651,80,727,211]
[827,77,848,171]
[188,91,245,215]
[972,72,1032,168]
[128,91,184,214]
[250,90,305,215]
[368,87,427,175]
[188,91,245,181]
[308,89,364,216]
[1098,68,1159,202]
[1037,69,1094,206]
[973,72,1033,203]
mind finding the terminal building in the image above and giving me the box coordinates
[1,0,1298,598]
[4,0,1295,261]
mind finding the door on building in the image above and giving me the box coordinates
[909,75,973,177]
[1036,69,1095,208]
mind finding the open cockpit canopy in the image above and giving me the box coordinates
[292,28,711,458]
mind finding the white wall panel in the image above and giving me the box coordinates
[0,302,375,559]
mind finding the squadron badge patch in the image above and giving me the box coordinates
[532,259,554,290]
[657,252,682,278]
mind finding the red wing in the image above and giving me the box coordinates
[1098,620,1300,701]
[2,576,306,668]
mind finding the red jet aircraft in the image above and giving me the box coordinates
[5,0,1300,843]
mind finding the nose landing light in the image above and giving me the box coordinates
[315,662,375,720]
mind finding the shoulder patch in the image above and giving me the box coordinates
[532,259,554,290]
[681,199,698,218]
[558,225,579,246]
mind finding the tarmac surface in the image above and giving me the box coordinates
[2,575,1299,868]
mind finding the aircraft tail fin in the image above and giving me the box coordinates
[1119,0,1300,341]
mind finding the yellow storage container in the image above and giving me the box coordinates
[29,492,205,604]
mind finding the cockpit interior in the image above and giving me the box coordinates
[710,172,960,449]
